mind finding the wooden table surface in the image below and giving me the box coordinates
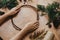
[0,0,60,40]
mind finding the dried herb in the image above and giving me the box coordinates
[37,2,60,28]
[29,30,47,40]
[0,0,18,9]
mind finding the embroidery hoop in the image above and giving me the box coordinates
[11,5,39,31]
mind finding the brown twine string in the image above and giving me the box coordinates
[11,5,39,31]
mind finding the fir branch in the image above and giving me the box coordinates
[37,2,60,28]
[37,5,45,12]
[0,0,18,9]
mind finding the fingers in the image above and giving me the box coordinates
[33,21,39,28]
[33,21,39,25]
[27,21,39,33]
[49,23,60,40]
[14,9,20,14]
[7,8,20,16]
[22,21,39,34]
[6,4,21,16]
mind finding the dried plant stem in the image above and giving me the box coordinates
[35,30,47,40]
[43,30,54,40]
[29,28,45,39]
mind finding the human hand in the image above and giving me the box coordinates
[24,21,39,33]
[6,8,20,16]
[49,23,60,40]
[5,4,22,16]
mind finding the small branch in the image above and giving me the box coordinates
[43,31,54,40]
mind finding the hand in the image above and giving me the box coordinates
[49,23,60,40]
[6,8,20,16]
[10,21,39,40]
[24,21,39,33]
[6,4,22,16]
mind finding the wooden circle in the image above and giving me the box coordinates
[11,5,39,31]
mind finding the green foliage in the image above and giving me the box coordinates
[37,5,46,16]
[0,0,18,15]
[46,2,60,28]
[37,5,45,12]
[0,0,18,9]
[37,2,60,28]
[0,0,7,8]
[46,2,60,21]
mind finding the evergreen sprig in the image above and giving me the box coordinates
[37,2,60,28]
[37,5,45,12]
[0,0,18,9]
[0,0,18,15]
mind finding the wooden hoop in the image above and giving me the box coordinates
[11,5,39,31]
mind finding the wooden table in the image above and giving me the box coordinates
[0,0,60,40]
